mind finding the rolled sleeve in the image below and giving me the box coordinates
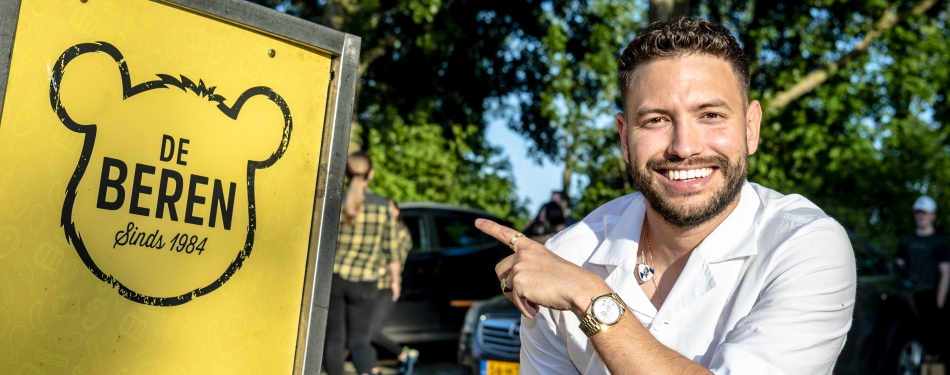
[397,226,413,264]
[380,205,399,266]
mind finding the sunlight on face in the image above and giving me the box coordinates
[616,54,761,228]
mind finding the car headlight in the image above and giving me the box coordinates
[461,301,484,334]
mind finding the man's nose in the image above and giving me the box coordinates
[666,120,704,159]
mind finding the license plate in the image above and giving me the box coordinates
[481,359,520,375]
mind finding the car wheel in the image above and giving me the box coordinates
[895,337,926,375]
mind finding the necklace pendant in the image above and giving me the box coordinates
[635,263,654,283]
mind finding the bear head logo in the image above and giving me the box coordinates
[51,41,291,306]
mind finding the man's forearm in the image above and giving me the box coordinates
[388,261,401,285]
[588,313,712,375]
[567,285,711,375]
[937,263,950,308]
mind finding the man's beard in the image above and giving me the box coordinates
[628,153,747,229]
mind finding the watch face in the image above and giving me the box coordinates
[592,297,622,324]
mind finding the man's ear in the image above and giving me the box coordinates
[615,112,630,164]
[745,100,762,155]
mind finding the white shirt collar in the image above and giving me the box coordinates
[588,182,761,268]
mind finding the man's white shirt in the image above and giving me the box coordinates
[520,183,856,375]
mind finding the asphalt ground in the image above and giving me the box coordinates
[322,340,470,375]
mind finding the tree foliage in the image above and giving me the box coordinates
[365,119,525,219]
[249,0,574,221]
[256,0,950,252]
[701,0,950,251]
[531,0,642,194]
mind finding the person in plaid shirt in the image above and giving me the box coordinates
[324,152,400,375]
[369,199,418,375]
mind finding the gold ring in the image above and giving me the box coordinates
[500,278,512,293]
[508,233,524,251]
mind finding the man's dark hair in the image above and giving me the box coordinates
[617,18,749,109]
[543,201,565,227]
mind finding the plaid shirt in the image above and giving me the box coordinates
[333,190,399,282]
[378,224,413,290]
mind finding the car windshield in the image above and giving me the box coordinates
[402,215,426,251]
[434,214,497,249]
[850,234,893,277]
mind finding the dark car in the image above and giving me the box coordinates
[458,294,521,374]
[457,231,930,375]
[834,232,930,375]
[381,202,514,344]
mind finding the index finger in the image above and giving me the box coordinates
[475,218,526,252]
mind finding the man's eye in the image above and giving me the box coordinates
[704,113,722,119]
[648,117,664,123]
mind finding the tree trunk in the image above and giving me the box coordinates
[321,0,349,31]
[562,153,573,196]
[320,1,401,153]
[648,0,692,23]
[320,0,363,151]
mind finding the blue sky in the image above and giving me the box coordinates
[485,119,564,217]
[485,105,617,217]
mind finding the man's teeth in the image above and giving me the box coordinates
[666,168,713,181]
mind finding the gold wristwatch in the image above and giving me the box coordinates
[579,292,628,337]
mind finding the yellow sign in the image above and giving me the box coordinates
[0,0,337,373]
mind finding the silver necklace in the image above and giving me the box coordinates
[636,220,664,303]
[635,221,655,284]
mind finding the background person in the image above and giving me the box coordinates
[551,190,578,226]
[369,199,418,375]
[896,195,950,356]
[542,201,567,234]
[323,152,400,375]
[524,201,567,244]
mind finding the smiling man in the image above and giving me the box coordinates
[475,18,856,374]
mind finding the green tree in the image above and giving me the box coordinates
[257,0,950,252]
[364,118,525,220]
[709,0,950,251]
[510,0,694,218]
[532,0,642,194]
[250,0,578,221]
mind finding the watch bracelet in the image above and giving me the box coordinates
[579,313,601,337]
[611,292,629,310]
[598,292,630,311]
[578,292,628,337]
